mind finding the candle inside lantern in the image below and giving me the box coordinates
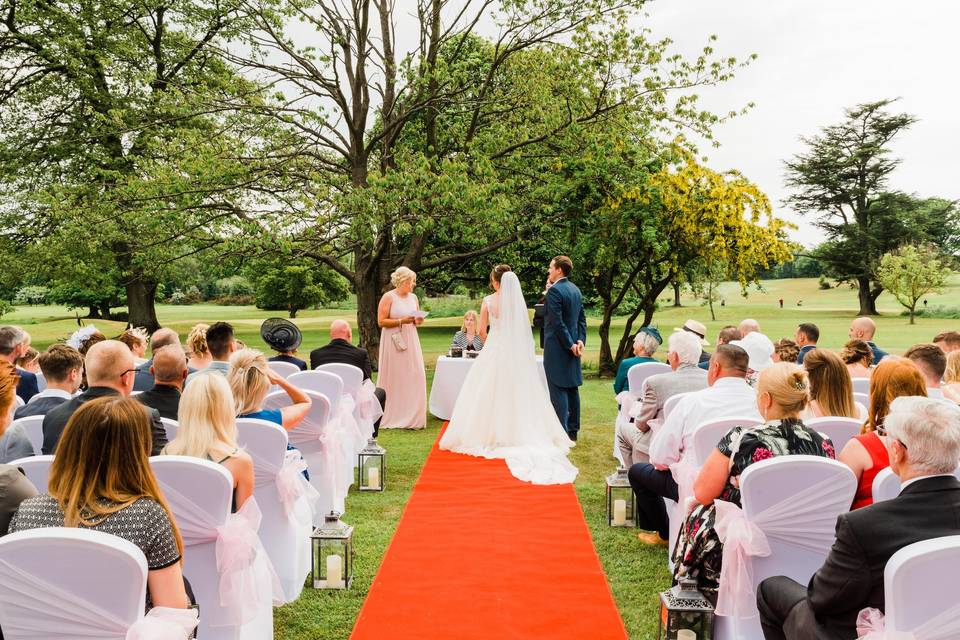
[613,499,627,525]
[677,630,696,640]
[368,466,380,490]
[326,554,344,587]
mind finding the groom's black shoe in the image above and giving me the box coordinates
[567,431,577,442]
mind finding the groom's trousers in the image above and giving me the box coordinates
[547,382,580,440]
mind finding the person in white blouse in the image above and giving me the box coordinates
[631,344,762,546]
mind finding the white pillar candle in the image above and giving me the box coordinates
[613,499,627,526]
[326,554,343,588]
[677,630,696,640]
[368,466,381,490]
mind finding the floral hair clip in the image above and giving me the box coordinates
[794,379,807,391]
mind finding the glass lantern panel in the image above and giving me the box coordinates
[315,539,350,587]
[360,454,383,490]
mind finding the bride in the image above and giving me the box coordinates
[439,265,578,485]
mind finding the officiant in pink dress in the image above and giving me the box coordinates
[377,267,427,429]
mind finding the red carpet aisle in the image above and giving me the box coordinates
[351,426,627,640]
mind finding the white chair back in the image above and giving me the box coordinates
[0,528,147,638]
[314,363,363,398]
[691,416,764,466]
[35,372,47,392]
[662,392,690,421]
[627,361,671,395]
[160,417,178,443]
[884,535,960,633]
[11,415,45,456]
[235,418,311,603]
[872,466,901,504]
[287,371,343,415]
[13,396,24,409]
[267,360,300,379]
[9,455,54,493]
[805,416,862,453]
[853,391,870,410]
[129,390,142,397]
[851,377,871,395]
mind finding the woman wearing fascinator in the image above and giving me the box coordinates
[66,325,107,390]
[260,318,307,371]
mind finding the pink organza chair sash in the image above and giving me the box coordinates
[857,605,960,639]
[669,456,700,517]
[252,449,323,522]
[127,608,199,639]
[713,499,771,619]
[356,380,383,438]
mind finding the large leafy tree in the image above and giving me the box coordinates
[876,244,952,324]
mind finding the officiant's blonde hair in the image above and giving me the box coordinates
[391,267,416,288]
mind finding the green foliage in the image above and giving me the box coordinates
[14,286,49,306]
[876,245,952,324]
[818,275,832,290]
[46,281,126,318]
[0,300,14,320]
[250,259,350,319]
[214,277,255,299]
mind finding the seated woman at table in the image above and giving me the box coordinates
[450,310,484,353]
[613,327,662,394]
[671,362,835,598]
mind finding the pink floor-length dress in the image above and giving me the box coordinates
[377,290,427,429]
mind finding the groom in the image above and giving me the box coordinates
[543,255,587,441]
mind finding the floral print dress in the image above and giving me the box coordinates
[671,418,836,595]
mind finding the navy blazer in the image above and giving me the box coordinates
[15,369,39,404]
[542,278,587,388]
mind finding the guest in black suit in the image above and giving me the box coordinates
[135,345,187,421]
[13,345,83,419]
[0,326,39,403]
[310,320,386,436]
[42,340,167,456]
[133,328,189,392]
[758,396,960,640]
[261,318,308,371]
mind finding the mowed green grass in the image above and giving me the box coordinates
[7,276,960,639]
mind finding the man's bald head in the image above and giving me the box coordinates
[85,340,135,393]
[738,318,760,337]
[850,317,877,340]
[151,344,188,385]
[330,320,352,341]
[150,328,180,353]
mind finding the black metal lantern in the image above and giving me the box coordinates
[605,466,638,527]
[357,438,386,491]
[658,577,715,640]
[311,511,354,589]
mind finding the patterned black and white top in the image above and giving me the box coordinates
[9,495,181,570]
[451,331,484,352]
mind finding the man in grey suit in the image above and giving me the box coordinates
[616,330,708,466]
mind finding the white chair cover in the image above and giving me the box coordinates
[10,415,44,456]
[150,456,280,640]
[0,528,189,639]
[9,455,54,493]
[612,390,635,465]
[34,372,47,393]
[627,361,672,394]
[315,363,381,441]
[854,391,870,409]
[235,417,321,603]
[872,467,902,504]
[691,416,763,467]
[14,396,24,409]
[266,360,300,379]
[662,391,690,421]
[857,535,960,639]
[852,377,871,395]
[712,456,856,640]
[806,416,862,453]
[160,417,178,443]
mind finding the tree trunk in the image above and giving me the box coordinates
[87,306,101,319]
[856,276,879,315]
[672,281,682,307]
[909,304,915,324]
[598,306,615,377]
[289,307,298,319]
[708,280,716,321]
[126,279,160,331]
[99,304,112,319]
[355,268,386,365]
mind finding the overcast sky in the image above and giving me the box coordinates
[640,0,960,246]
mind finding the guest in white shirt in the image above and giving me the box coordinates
[904,343,947,400]
[13,345,83,419]
[632,344,760,546]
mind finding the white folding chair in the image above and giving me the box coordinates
[160,417,178,443]
[10,415,44,456]
[9,455,54,493]
[851,377,871,395]
[267,360,301,380]
[714,456,857,640]
[35,372,47,393]
[872,466,902,504]
[13,396,24,410]
[853,391,870,410]
[805,416,862,453]
[662,392,691,421]
[287,371,344,416]
[627,361,672,395]
[0,528,148,639]
[151,456,273,640]
[884,536,960,635]
[235,418,311,603]
[314,363,363,399]
[691,416,764,466]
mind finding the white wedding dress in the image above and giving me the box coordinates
[439,272,578,484]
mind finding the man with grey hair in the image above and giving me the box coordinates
[616,330,707,467]
[758,397,960,640]
[0,326,39,403]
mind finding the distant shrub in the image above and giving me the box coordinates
[214,276,254,298]
[818,275,831,290]
[904,305,960,320]
[169,290,188,305]
[14,286,49,305]
[214,295,255,306]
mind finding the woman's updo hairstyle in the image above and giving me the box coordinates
[490,264,512,285]
[841,339,873,366]
[390,266,417,288]
[757,362,811,415]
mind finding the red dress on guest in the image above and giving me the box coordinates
[851,431,890,509]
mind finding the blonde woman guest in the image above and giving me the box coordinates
[118,328,149,365]
[377,267,427,429]
[944,351,960,404]
[15,347,40,374]
[186,323,212,371]
[841,339,873,379]
[839,358,927,509]
[451,310,484,352]
[227,349,312,431]
[164,374,254,511]
[800,349,863,420]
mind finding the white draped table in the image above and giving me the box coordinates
[429,355,548,421]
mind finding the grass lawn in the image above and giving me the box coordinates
[7,276,960,639]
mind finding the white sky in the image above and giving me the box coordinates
[641,0,960,247]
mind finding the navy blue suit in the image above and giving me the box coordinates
[543,278,586,440]
[15,369,39,404]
